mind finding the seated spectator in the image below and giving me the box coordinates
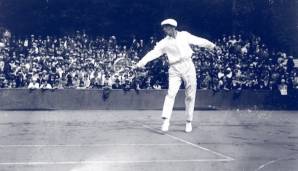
[90,71,102,89]
[132,77,142,91]
[293,73,298,89]
[40,80,52,90]
[76,79,87,89]
[52,80,62,89]
[9,79,17,88]
[122,79,131,92]
[152,80,162,90]
[144,77,152,89]
[102,74,112,87]
[72,75,80,88]
[111,74,120,84]
[112,79,122,89]
[28,78,40,89]
[65,74,74,88]
[200,73,212,90]
[82,74,91,88]
[2,79,9,88]
[278,79,288,96]
[58,73,67,88]
[0,58,4,72]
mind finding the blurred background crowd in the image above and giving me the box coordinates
[0,30,297,94]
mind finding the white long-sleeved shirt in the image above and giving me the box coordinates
[28,82,40,89]
[136,31,215,68]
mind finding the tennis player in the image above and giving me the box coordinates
[133,18,217,132]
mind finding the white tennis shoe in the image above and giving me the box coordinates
[161,119,170,132]
[185,122,192,133]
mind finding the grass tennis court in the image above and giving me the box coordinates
[0,110,297,171]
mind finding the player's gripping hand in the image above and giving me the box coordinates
[130,65,145,71]
[130,65,138,70]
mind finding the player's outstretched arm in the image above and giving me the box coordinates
[130,65,142,70]
[135,42,165,68]
[184,31,216,50]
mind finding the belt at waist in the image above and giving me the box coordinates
[169,58,192,66]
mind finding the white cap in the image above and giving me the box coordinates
[161,18,177,27]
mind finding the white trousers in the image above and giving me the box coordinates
[161,60,197,121]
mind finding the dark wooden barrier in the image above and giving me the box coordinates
[0,89,297,110]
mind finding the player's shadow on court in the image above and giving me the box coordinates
[143,124,186,135]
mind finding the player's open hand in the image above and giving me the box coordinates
[213,46,222,54]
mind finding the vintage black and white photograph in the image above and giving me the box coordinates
[0,0,297,170]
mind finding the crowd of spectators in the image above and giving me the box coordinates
[195,34,297,95]
[0,30,297,95]
[0,31,160,91]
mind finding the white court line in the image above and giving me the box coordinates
[0,144,186,148]
[0,126,234,166]
[255,160,279,171]
[0,159,232,166]
[255,155,298,171]
[142,125,235,162]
